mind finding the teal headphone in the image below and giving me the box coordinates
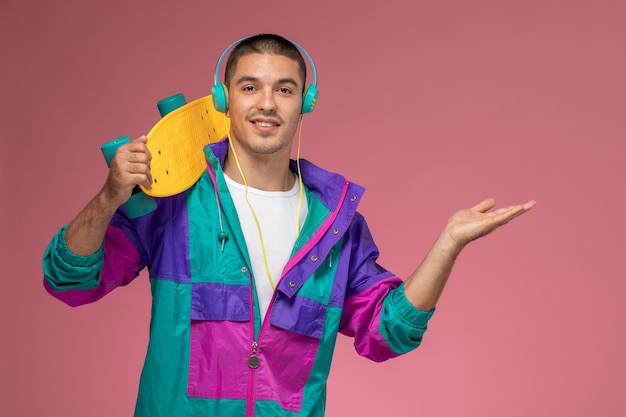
[211,36,319,114]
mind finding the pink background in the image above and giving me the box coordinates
[2,0,625,416]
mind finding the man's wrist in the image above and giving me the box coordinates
[434,232,464,260]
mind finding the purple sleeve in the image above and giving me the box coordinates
[43,221,144,307]
[338,213,434,361]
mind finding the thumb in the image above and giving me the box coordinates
[470,198,496,213]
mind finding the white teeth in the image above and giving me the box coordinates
[256,121,275,127]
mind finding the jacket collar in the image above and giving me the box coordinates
[203,138,364,211]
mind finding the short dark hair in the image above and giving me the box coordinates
[224,34,307,91]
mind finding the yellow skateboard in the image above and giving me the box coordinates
[101,94,228,217]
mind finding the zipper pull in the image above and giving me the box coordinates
[248,341,260,369]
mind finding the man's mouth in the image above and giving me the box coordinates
[253,120,278,127]
[249,113,283,128]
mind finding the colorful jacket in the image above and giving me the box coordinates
[43,139,434,417]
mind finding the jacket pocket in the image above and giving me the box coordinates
[189,282,250,321]
[188,282,250,400]
[269,293,327,339]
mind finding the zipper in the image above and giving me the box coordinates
[244,179,352,416]
[246,276,258,417]
[246,351,257,417]
[248,341,260,368]
[251,179,351,352]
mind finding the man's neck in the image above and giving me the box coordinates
[223,152,295,192]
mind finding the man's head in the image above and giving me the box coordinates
[213,34,318,115]
[221,38,306,162]
[224,34,307,93]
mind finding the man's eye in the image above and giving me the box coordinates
[278,87,292,94]
[243,85,256,92]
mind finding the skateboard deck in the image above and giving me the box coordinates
[142,95,229,197]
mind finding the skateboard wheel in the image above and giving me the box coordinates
[157,93,187,117]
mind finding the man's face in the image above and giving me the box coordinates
[226,53,304,159]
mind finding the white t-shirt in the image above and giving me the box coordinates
[225,174,308,322]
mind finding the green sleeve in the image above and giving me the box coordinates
[42,225,104,291]
[380,282,436,355]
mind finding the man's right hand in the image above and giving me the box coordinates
[101,135,153,208]
[65,135,152,256]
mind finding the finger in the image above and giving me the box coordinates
[143,169,153,190]
[508,200,537,220]
[136,135,153,188]
[523,200,537,211]
[119,169,152,191]
[500,200,537,217]
[114,151,151,174]
[127,140,152,161]
[117,138,152,189]
[132,135,148,144]
[470,198,496,213]
[490,201,535,225]
[133,172,153,190]
[126,150,151,164]
[122,159,151,175]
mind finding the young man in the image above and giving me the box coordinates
[43,34,535,416]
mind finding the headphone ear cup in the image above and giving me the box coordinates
[301,84,319,114]
[212,83,229,113]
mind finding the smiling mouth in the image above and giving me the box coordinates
[253,121,278,127]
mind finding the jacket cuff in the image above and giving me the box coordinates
[380,282,435,354]
[43,225,104,291]
[389,281,435,325]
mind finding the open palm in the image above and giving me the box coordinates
[446,198,536,247]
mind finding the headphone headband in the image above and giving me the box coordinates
[211,36,319,114]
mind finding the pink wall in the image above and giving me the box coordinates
[2,0,625,416]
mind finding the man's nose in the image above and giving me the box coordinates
[256,88,276,112]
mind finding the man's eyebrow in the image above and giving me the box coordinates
[234,75,260,85]
[276,77,299,87]
[235,75,300,87]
